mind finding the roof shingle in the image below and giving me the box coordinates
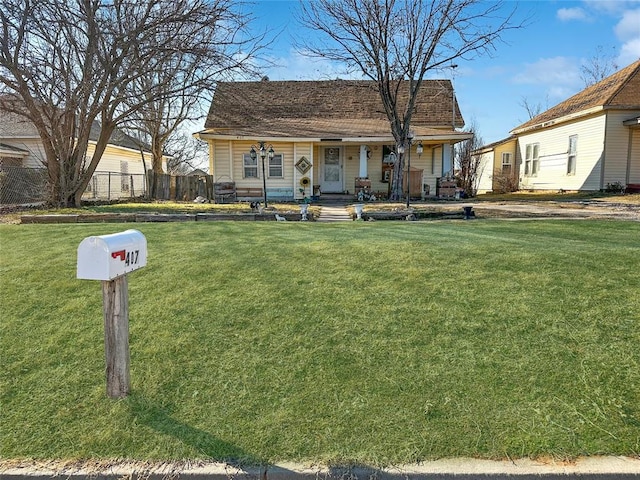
[203,79,464,138]
[513,59,640,133]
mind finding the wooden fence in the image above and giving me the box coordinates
[147,170,214,201]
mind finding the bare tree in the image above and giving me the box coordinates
[121,2,265,173]
[296,0,522,200]
[581,45,618,88]
[518,95,547,121]
[455,118,484,196]
[165,133,208,175]
[0,0,260,206]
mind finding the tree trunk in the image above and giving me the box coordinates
[389,153,405,201]
[152,136,165,173]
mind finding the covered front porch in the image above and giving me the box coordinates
[308,136,470,201]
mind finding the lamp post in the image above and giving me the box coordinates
[249,142,274,208]
[406,131,415,208]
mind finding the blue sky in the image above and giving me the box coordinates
[234,0,640,145]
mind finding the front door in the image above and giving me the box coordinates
[321,147,343,193]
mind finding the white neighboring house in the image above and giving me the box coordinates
[510,59,640,192]
[0,109,164,202]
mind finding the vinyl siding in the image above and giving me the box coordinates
[211,140,463,198]
[475,150,494,194]
[480,139,518,193]
[628,128,640,184]
[293,142,314,199]
[226,140,291,189]
[364,144,394,195]
[424,146,443,195]
[90,144,147,175]
[212,140,232,181]
[0,138,46,168]
[2,137,148,174]
[344,145,360,193]
[494,141,518,176]
[603,110,640,187]
[517,114,606,191]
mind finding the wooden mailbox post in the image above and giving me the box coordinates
[77,230,147,398]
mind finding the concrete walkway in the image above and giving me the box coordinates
[316,205,352,222]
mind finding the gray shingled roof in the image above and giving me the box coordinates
[512,59,640,134]
[0,142,29,154]
[203,79,464,138]
[1,102,149,152]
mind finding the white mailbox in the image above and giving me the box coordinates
[77,229,147,281]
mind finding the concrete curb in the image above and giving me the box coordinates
[2,457,639,480]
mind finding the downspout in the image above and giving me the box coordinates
[625,128,633,186]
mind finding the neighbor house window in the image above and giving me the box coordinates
[501,152,512,175]
[567,135,577,175]
[120,161,129,192]
[524,143,539,176]
[268,154,284,178]
[243,153,258,178]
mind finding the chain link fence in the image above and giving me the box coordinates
[0,166,147,205]
[83,171,147,201]
[0,166,49,205]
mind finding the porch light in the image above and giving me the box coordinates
[249,142,274,208]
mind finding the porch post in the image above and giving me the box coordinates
[442,144,453,177]
[359,145,368,178]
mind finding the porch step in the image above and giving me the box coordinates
[316,205,352,222]
[316,194,354,204]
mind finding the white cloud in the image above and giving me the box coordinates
[614,9,640,65]
[260,49,359,81]
[614,8,640,40]
[582,0,640,16]
[557,7,590,21]
[513,57,582,89]
[619,37,640,64]
[512,57,583,103]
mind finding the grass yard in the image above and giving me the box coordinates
[1,220,639,466]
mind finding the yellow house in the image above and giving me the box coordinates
[0,109,163,202]
[472,136,519,193]
[195,79,472,201]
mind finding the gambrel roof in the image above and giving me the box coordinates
[202,79,466,139]
[512,59,640,134]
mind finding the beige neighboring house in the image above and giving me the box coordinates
[0,109,159,202]
[511,59,640,192]
[195,79,472,201]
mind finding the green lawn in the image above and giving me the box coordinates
[1,220,639,466]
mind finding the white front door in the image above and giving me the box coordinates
[321,147,343,193]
